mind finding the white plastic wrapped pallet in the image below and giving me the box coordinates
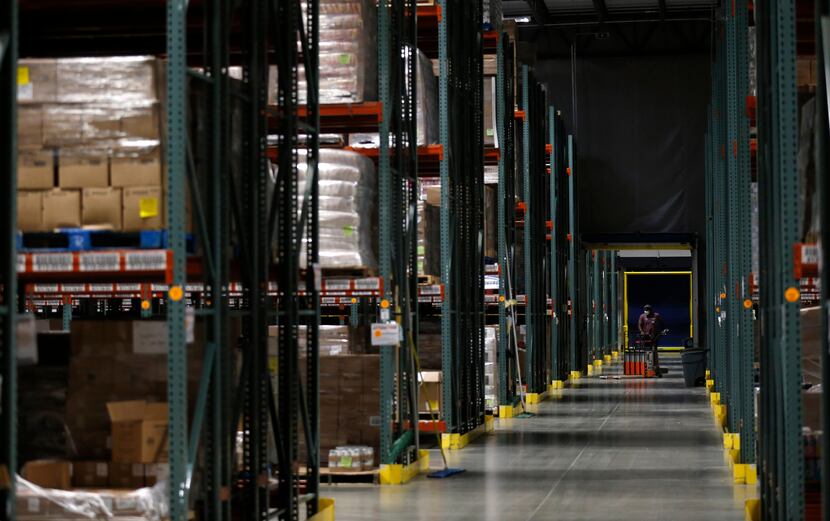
[271,149,377,270]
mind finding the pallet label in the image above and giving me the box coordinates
[354,278,381,291]
[80,252,120,272]
[32,253,73,272]
[125,250,167,271]
[371,322,400,346]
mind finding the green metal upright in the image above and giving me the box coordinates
[756,0,803,514]
[549,106,558,381]
[377,0,419,466]
[816,0,830,512]
[0,0,17,517]
[567,136,578,372]
[592,251,599,360]
[601,251,608,354]
[610,252,617,350]
[496,32,517,406]
[165,1,189,517]
[521,65,533,389]
[439,0,485,434]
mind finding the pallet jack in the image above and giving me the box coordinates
[624,329,670,378]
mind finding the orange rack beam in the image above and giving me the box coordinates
[268,101,382,134]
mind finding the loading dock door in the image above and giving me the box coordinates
[623,271,692,349]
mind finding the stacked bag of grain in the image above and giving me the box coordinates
[303,0,377,104]
[16,57,166,233]
[272,149,376,270]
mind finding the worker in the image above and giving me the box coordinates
[638,304,664,341]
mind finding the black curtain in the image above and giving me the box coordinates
[535,54,710,237]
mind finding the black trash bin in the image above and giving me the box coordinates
[681,348,708,387]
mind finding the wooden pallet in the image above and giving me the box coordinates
[319,467,379,485]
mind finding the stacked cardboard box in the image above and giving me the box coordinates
[65,321,205,472]
[16,57,165,232]
[16,478,164,520]
[316,355,380,465]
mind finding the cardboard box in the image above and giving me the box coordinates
[82,106,122,142]
[122,186,164,231]
[797,58,817,87]
[18,106,43,147]
[121,105,161,140]
[18,150,54,189]
[42,189,81,230]
[82,187,122,230]
[15,490,50,517]
[111,148,162,187]
[108,462,146,488]
[21,459,72,489]
[43,104,84,146]
[17,191,44,232]
[17,59,58,104]
[72,460,109,488]
[419,370,442,414]
[106,400,169,463]
[483,76,496,147]
[144,462,169,486]
[59,153,109,188]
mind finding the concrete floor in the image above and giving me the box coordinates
[323,356,748,521]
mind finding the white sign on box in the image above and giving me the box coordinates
[371,322,400,346]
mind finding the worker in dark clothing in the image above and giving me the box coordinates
[638,304,665,342]
[637,304,666,377]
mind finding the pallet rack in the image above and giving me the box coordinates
[520,64,550,394]
[816,0,830,514]
[755,0,803,512]
[496,30,518,407]
[377,0,420,469]
[438,0,486,435]
[707,0,808,516]
[8,1,323,519]
[1,0,18,516]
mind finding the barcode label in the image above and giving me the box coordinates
[61,284,85,293]
[80,252,120,272]
[33,284,59,293]
[32,253,73,272]
[17,254,26,273]
[354,278,381,291]
[90,284,115,292]
[125,250,167,271]
[419,285,442,296]
[323,279,351,291]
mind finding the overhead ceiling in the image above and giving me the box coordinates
[504,0,716,57]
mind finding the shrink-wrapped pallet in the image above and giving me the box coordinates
[272,149,377,270]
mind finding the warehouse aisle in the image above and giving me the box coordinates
[323,356,746,521]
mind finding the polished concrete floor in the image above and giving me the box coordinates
[324,356,747,521]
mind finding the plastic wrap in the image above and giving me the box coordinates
[297,0,377,103]
[272,149,377,270]
[18,57,163,184]
[15,476,168,520]
[348,48,438,148]
[55,57,160,105]
[484,326,498,409]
